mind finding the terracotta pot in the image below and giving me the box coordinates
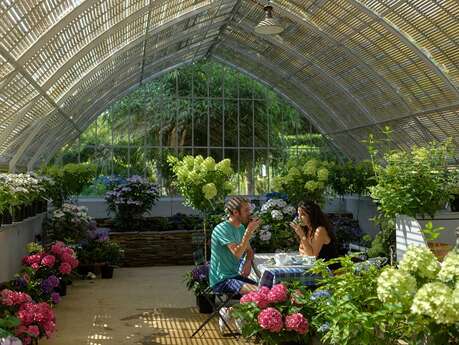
[427,241,451,261]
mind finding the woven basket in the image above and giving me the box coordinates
[427,242,451,261]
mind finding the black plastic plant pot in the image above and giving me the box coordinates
[196,294,214,314]
[101,265,114,279]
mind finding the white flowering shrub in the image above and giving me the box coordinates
[438,250,459,284]
[251,198,297,252]
[168,155,234,213]
[273,159,331,205]
[50,203,92,243]
[411,282,458,324]
[398,245,439,279]
[374,246,459,342]
[377,267,417,307]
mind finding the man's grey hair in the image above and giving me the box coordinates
[224,196,249,215]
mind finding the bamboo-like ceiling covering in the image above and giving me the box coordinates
[0,0,458,170]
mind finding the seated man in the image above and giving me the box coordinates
[210,196,261,296]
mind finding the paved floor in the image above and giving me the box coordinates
[41,266,242,345]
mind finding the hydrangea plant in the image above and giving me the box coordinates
[105,175,159,230]
[251,198,297,252]
[231,284,312,345]
[168,155,234,213]
[273,159,331,205]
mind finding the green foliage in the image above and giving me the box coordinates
[421,221,446,241]
[368,136,458,219]
[41,163,96,207]
[273,158,331,205]
[0,316,20,338]
[76,239,123,265]
[367,214,395,258]
[309,256,405,345]
[98,241,123,266]
[329,160,375,196]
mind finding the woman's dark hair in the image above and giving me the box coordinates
[298,200,336,242]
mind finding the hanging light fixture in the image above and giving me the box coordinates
[254,4,283,35]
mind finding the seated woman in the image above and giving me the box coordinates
[289,201,339,263]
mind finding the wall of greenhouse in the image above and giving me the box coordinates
[51,62,341,197]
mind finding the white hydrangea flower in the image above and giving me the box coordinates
[438,250,459,284]
[261,203,270,213]
[274,199,287,208]
[271,210,283,220]
[399,245,439,279]
[377,267,417,307]
[259,230,272,242]
[261,224,272,231]
[282,205,296,215]
[411,282,459,324]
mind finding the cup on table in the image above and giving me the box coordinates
[274,253,290,266]
[302,255,316,265]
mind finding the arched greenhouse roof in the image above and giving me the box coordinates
[0,0,458,170]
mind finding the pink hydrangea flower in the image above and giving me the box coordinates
[258,286,270,296]
[27,325,40,337]
[257,307,283,332]
[1,289,32,306]
[62,247,75,257]
[50,243,64,256]
[31,263,39,270]
[23,254,42,266]
[240,291,257,304]
[41,255,56,268]
[268,284,288,304]
[285,313,309,334]
[59,262,72,275]
[253,291,270,309]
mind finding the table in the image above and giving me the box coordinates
[250,253,321,288]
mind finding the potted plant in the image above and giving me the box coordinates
[99,240,123,279]
[105,175,160,231]
[168,155,234,259]
[366,130,459,260]
[48,203,92,244]
[184,263,213,313]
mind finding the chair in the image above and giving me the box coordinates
[190,287,240,339]
[190,247,240,339]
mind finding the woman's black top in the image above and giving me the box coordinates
[318,237,340,271]
[318,240,339,261]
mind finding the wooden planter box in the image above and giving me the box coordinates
[109,230,201,267]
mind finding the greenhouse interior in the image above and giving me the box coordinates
[0,0,458,344]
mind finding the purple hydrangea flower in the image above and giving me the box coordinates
[51,292,61,304]
[191,263,209,282]
[48,275,60,288]
[41,279,54,294]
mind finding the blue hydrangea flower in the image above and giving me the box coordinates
[310,289,331,301]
